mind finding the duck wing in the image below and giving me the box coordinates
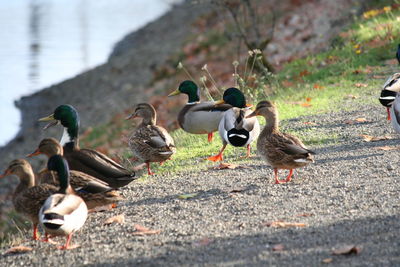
[390,95,400,133]
[383,73,400,91]
[64,146,136,188]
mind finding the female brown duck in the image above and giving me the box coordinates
[0,159,57,240]
[126,103,176,175]
[247,101,315,184]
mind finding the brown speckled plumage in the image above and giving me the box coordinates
[127,103,176,175]
[0,159,57,239]
[247,101,315,184]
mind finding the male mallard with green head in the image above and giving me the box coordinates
[207,87,260,161]
[39,154,88,250]
[0,159,57,240]
[28,138,124,209]
[126,103,176,175]
[247,101,315,184]
[38,105,136,188]
[168,80,232,142]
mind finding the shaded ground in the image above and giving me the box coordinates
[1,100,399,266]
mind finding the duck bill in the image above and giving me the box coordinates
[214,99,225,105]
[246,111,258,118]
[387,107,391,121]
[26,149,42,158]
[38,114,55,122]
[39,114,58,130]
[125,114,137,120]
[245,103,253,108]
[0,169,11,178]
[168,89,181,97]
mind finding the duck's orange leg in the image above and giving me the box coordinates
[32,223,38,240]
[387,107,391,121]
[246,144,251,158]
[146,162,154,175]
[207,144,227,162]
[207,132,214,142]
[58,233,79,250]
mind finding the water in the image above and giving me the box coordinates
[0,0,175,146]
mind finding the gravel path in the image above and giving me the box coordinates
[1,101,400,266]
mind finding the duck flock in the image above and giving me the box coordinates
[1,45,399,251]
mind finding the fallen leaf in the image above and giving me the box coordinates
[332,245,362,255]
[355,83,368,88]
[313,84,325,90]
[211,163,242,170]
[103,214,125,225]
[193,237,213,247]
[5,246,33,255]
[375,146,398,151]
[132,224,161,236]
[344,94,358,99]
[296,213,314,217]
[178,193,198,199]
[303,121,317,126]
[272,244,285,251]
[299,70,311,77]
[360,134,391,142]
[263,221,307,228]
[322,258,333,263]
[229,187,245,193]
[355,118,367,122]
[344,118,368,124]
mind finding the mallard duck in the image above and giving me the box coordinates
[168,80,232,142]
[38,104,136,188]
[126,103,176,175]
[246,101,315,184]
[207,87,260,161]
[379,45,400,129]
[27,138,124,209]
[39,154,88,250]
[0,159,57,240]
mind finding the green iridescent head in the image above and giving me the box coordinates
[39,105,80,142]
[222,87,246,108]
[47,154,70,192]
[168,80,200,103]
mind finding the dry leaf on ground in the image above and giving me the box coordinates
[360,134,391,142]
[344,94,358,99]
[332,245,362,255]
[272,244,285,251]
[132,224,161,236]
[322,258,333,263]
[193,237,213,247]
[178,193,198,199]
[211,163,241,170]
[344,118,368,124]
[263,221,307,228]
[229,187,245,193]
[375,146,398,151]
[355,83,368,88]
[103,214,125,225]
[303,121,318,126]
[5,246,33,255]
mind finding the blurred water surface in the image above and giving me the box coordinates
[0,0,174,146]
